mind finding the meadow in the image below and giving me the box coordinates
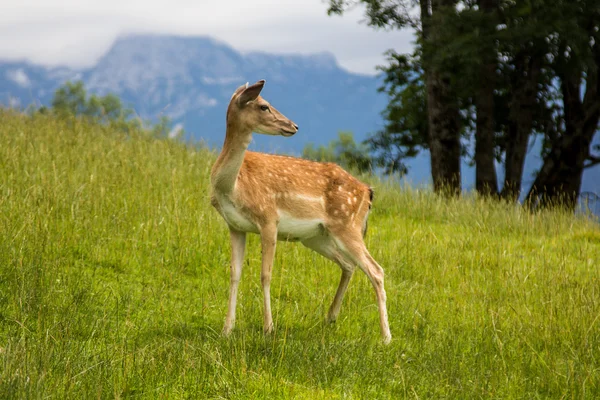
[1,110,599,398]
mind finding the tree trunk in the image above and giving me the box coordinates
[423,0,461,195]
[527,64,600,210]
[501,52,541,201]
[526,135,591,210]
[474,0,498,196]
[427,72,461,194]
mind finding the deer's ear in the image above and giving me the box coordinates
[231,82,249,100]
[238,80,265,106]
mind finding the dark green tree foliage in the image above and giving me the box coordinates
[330,0,464,195]
[150,116,175,138]
[368,51,428,175]
[302,132,373,174]
[50,81,182,138]
[523,0,600,209]
[496,1,550,199]
[52,81,88,117]
[328,0,600,209]
[328,0,414,29]
[52,81,133,125]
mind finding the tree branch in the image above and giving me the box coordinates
[584,155,600,169]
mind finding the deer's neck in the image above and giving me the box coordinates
[211,122,252,194]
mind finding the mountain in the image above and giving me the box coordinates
[0,33,598,203]
[0,34,387,153]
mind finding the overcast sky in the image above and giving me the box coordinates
[0,0,414,75]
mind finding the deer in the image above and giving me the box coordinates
[210,79,391,344]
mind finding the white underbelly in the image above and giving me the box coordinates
[277,210,324,241]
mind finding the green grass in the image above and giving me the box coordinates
[1,110,599,398]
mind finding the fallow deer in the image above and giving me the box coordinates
[210,80,391,343]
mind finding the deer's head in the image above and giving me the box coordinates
[227,80,299,137]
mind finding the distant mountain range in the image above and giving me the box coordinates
[1,33,598,203]
[0,34,387,154]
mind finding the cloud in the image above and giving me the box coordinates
[0,0,414,74]
[168,123,184,139]
[6,68,31,87]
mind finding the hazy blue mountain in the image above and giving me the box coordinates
[0,33,598,201]
[0,62,81,109]
[1,34,386,153]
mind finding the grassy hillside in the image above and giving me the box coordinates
[1,110,599,398]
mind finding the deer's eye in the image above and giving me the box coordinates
[260,105,269,111]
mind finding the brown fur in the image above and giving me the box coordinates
[229,152,372,236]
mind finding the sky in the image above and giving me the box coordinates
[0,0,414,75]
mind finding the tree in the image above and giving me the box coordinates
[329,0,463,195]
[303,132,373,174]
[328,0,600,210]
[526,0,600,209]
[494,0,553,200]
[49,81,183,138]
[52,81,88,118]
[368,52,428,176]
[421,0,463,195]
[51,81,134,126]
[474,0,499,196]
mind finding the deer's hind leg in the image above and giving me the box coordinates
[302,235,355,323]
[330,230,391,344]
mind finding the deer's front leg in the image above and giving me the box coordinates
[260,224,277,334]
[223,229,246,336]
